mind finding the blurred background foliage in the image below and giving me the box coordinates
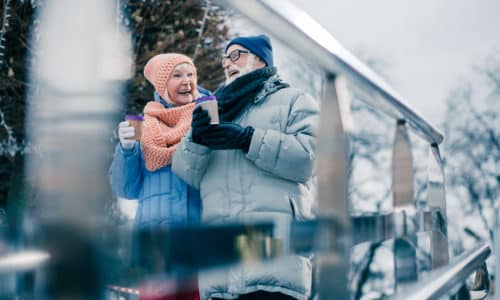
[0,0,230,214]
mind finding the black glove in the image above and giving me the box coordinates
[202,122,254,153]
[191,106,212,144]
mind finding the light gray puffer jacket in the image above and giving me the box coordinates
[172,75,320,300]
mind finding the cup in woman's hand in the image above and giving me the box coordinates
[125,115,144,140]
[195,96,219,125]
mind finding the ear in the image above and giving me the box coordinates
[254,56,266,68]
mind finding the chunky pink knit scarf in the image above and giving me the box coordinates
[141,101,195,172]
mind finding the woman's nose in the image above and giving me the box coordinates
[181,76,190,84]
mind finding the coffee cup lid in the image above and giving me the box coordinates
[195,95,216,103]
[126,115,144,121]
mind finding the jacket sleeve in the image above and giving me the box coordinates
[172,129,213,189]
[109,142,143,199]
[245,92,320,183]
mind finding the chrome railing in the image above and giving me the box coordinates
[391,242,491,300]
[0,0,492,299]
[221,0,490,299]
[220,1,443,145]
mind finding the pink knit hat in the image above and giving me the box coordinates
[143,53,198,100]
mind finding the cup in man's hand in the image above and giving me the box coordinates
[125,115,144,140]
[195,96,219,125]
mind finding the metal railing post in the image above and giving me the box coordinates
[392,120,418,284]
[315,75,351,299]
[427,144,449,269]
[495,207,500,299]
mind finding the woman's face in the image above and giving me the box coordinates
[165,63,197,106]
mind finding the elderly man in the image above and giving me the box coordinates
[173,34,319,300]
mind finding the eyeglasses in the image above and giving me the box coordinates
[221,49,250,65]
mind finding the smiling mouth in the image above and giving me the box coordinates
[228,70,239,77]
[178,90,192,95]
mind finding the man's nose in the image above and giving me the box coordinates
[223,58,231,69]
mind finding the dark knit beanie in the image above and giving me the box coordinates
[225,34,273,67]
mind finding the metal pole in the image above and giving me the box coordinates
[495,206,500,299]
[427,145,449,269]
[315,74,351,299]
[26,0,131,298]
[392,120,418,284]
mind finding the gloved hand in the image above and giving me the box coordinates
[202,122,254,153]
[191,106,212,144]
[118,121,136,149]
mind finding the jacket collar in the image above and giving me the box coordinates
[253,74,289,104]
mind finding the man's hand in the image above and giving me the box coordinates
[191,106,212,144]
[202,122,254,153]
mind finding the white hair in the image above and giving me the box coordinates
[225,54,257,85]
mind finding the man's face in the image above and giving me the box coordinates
[222,44,266,85]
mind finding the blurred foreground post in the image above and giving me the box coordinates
[26,0,132,298]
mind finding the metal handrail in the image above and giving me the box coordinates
[390,242,491,300]
[220,0,443,145]
[0,250,50,273]
[2,1,486,299]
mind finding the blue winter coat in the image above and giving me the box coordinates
[109,143,201,228]
[109,91,207,228]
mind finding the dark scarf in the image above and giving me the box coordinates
[215,66,281,122]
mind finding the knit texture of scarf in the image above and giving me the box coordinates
[141,101,195,172]
[215,66,277,122]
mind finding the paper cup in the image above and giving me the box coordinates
[125,115,144,140]
[195,96,219,125]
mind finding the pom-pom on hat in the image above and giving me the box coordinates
[143,53,197,100]
[225,34,273,67]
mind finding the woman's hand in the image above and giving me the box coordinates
[118,121,136,149]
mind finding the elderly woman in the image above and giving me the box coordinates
[110,53,209,228]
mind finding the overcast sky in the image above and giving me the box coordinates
[282,0,500,125]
